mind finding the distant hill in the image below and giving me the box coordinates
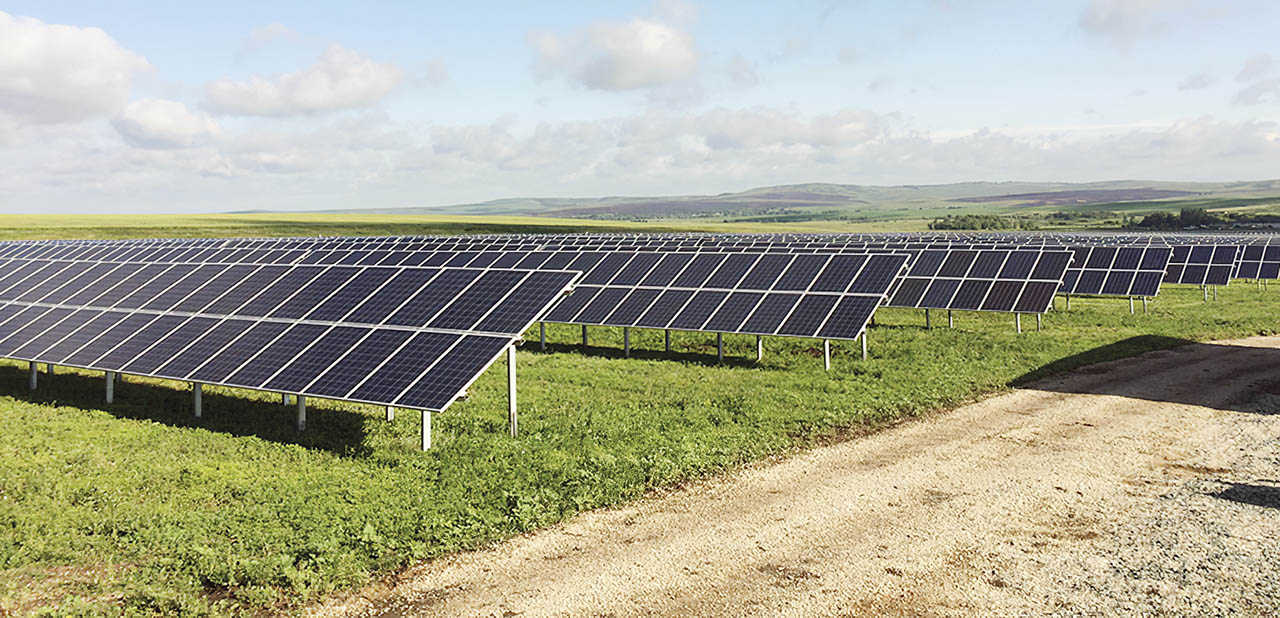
[317,179,1280,222]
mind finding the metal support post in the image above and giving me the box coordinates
[1036,313,1042,331]
[421,410,431,450]
[1203,286,1208,302]
[581,324,588,349]
[756,335,763,362]
[823,339,831,371]
[925,309,931,330]
[46,363,54,378]
[296,396,306,431]
[281,393,289,405]
[716,333,724,363]
[1129,297,1134,314]
[1213,286,1218,301]
[948,310,954,329]
[105,372,114,403]
[507,345,517,438]
[385,406,395,422]
[193,383,202,418]
[1142,297,1148,313]
[27,361,36,391]
[664,329,671,352]
[1065,294,1071,310]
[1016,313,1022,333]
[539,323,546,351]
[861,331,868,361]
[623,327,631,357]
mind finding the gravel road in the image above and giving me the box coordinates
[317,336,1280,617]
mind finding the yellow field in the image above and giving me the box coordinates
[0,212,931,241]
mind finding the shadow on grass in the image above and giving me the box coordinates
[0,364,372,457]
[1012,335,1280,415]
[528,340,771,369]
[1211,482,1280,510]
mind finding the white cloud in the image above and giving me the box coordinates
[205,44,402,116]
[529,17,697,91]
[1078,0,1181,48]
[4,105,1279,213]
[1177,72,1212,90]
[837,47,858,65]
[248,23,299,45]
[113,98,220,149]
[1232,78,1280,105]
[0,11,151,124]
[725,54,758,87]
[1236,53,1272,82]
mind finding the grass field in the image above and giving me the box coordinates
[1,279,1275,615]
[0,212,932,241]
[0,217,1276,615]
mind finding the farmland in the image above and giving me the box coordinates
[0,216,1276,615]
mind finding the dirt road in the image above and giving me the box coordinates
[321,337,1280,617]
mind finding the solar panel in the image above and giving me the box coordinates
[0,257,578,413]
[1235,243,1280,280]
[887,249,1072,313]
[542,251,909,340]
[1164,245,1240,286]
[1058,246,1171,297]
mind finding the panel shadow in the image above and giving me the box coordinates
[0,363,372,457]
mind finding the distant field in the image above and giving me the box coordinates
[319,179,1280,226]
[0,212,933,241]
[1,282,1276,616]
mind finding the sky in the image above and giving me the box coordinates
[1,0,1278,214]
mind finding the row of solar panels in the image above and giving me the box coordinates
[0,257,578,412]
[4,235,1273,285]
[8,230,1275,245]
[0,232,1270,420]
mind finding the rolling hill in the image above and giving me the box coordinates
[318,179,1280,223]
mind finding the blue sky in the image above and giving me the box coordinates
[1,1,1277,213]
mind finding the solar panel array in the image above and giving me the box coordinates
[886,249,1072,313]
[1235,242,1280,280]
[1163,245,1240,286]
[1058,246,1172,297]
[543,251,909,340]
[0,229,1273,430]
[0,256,577,411]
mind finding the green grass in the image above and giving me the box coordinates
[0,212,930,241]
[1,282,1275,616]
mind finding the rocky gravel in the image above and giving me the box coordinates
[314,337,1280,617]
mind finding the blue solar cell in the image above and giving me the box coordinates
[396,335,510,411]
[739,293,800,335]
[349,332,458,404]
[122,317,221,374]
[384,269,481,327]
[703,292,763,332]
[543,286,601,323]
[777,295,838,337]
[889,278,929,307]
[269,269,358,319]
[428,270,527,330]
[264,326,370,392]
[188,321,291,383]
[671,254,727,288]
[816,296,879,340]
[669,291,728,330]
[225,324,329,388]
[307,330,415,398]
[635,289,695,328]
[303,269,397,322]
[154,319,257,379]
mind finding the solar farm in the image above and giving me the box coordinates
[1,229,1277,613]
